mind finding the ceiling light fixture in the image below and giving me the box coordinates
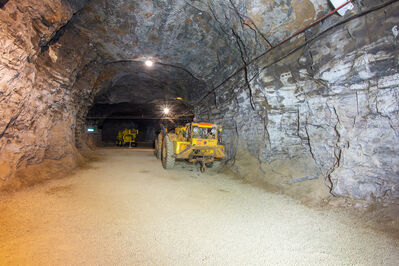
[144,60,154,67]
[163,107,170,115]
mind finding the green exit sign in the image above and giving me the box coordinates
[87,128,95,133]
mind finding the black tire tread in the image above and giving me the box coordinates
[156,134,162,159]
[162,135,175,169]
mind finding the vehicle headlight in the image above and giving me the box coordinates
[193,127,199,134]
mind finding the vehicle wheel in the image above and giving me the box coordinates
[156,134,162,160]
[162,135,175,169]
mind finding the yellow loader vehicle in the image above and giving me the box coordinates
[116,128,139,147]
[161,122,225,172]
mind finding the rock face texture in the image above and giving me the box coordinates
[197,1,399,200]
[0,0,398,201]
[0,0,93,187]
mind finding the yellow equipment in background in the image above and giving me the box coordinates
[116,128,139,147]
[160,122,225,172]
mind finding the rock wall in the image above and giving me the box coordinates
[197,2,399,200]
[0,0,95,188]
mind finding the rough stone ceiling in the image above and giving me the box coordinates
[66,0,328,110]
[93,62,207,105]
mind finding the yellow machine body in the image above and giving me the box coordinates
[116,128,139,146]
[164,122,225,167]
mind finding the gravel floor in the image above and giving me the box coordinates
[0,149,398,265]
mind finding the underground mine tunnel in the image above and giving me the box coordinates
[1,0,399,264]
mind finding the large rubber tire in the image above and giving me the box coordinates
[155,134,162,160]
[154,138,158,157]
[162,135,175,169]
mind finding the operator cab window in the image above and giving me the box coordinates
[192,126,217,139]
